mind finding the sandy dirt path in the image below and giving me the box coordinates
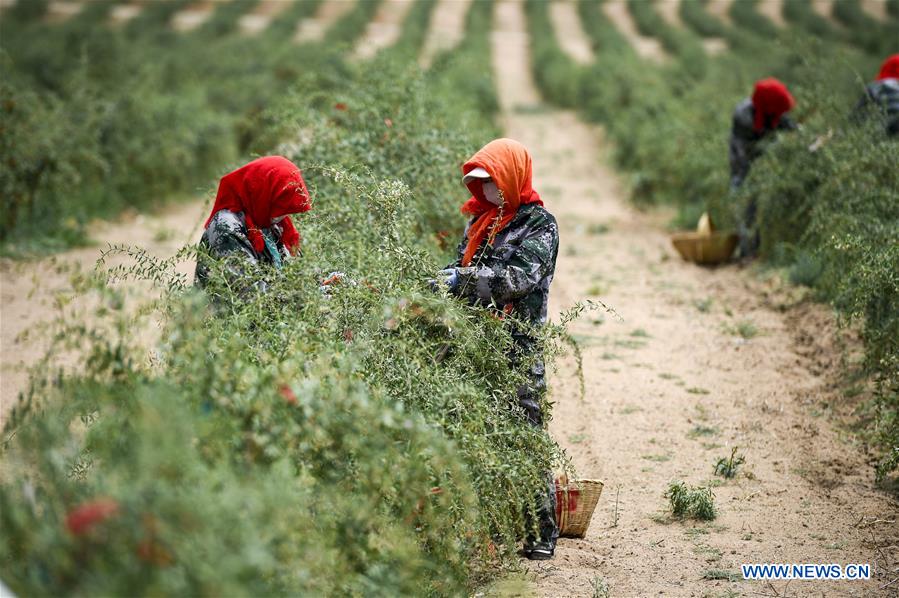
[602,0,667,64]
[353,0,414,60]
[757,0,786,28]
[860,0,890,21]
[809,0,850,30]
[811,0,835,23]
[491,1,898,596]
[0,199,208,423]
[238,0,293,35]
[45,1,83,23]
[656,0,686,29]
[172,0,221,32]
[294,0,357,43]
[418,0,472,68]
[706,0,733,27]
[548,0,593,66]
[109,1,143,26]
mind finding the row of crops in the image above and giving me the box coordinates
[0,0,371,251]
[526,0,898,480]
[1,0,897,593]
[0,1,574,594]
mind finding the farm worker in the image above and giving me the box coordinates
[195,156,311,294]
[852,54,899,136]
[434,138,560,560]
[729,78,798,256]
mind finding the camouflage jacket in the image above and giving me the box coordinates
[194,209,289,296]
[853,79,899,136]
[448,203,559,343]
[729,98,797,189]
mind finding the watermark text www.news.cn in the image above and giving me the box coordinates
[741,563,870,580]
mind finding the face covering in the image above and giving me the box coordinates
[459,138,544,267]
[482,180,503,206]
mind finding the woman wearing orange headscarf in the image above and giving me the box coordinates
[436,138,560,560]
[729,78,798,257]
[853,54,899,136]
[195,156,311,295]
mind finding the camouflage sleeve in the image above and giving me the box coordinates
[852,81,899,135]
[729,100,755,189]
[454,214,559,306]
[729,125,757,189]
[777,114,798,131]
[194,211,267,296]
[729,135,751,189]
[851,85,876,123]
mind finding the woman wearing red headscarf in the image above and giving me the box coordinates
[434,138,560,560]
[853,54,899,136]
[195,156,311,295]
[729,78,798,256]
[729,78,798,190]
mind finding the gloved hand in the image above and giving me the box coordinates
[429,268,459,293]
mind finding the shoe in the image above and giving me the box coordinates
[523,539,555,560]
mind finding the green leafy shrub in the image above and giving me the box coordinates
[196,0,260,38]
[627,0,707,78]
[2,3,577,593]
[890,0,899,18]
[714,447,746,478]
[728,0,780,38]
[831,0,899,56]
[8,0,48,21]
[1,348,477,596]
[782,0,844,42]
[679,0,729,38]
[0,0,370,251]
[787,250,823,287]
[666,481,717,520]
[524,0,586,109]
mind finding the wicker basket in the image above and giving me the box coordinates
[555,474,603,538]
[671,231,738,265]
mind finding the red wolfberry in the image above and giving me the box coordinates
[321,273,343,286]
[334,102,348,111]
[487,540,497,559]
[279,384,298,406]
[65,498,120,536]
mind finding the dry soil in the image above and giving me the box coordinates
[491,1,898,596]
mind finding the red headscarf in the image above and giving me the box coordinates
[204,156,311,256]
[751,78,796,132]
[876,54,899,81]
[459,139,543,267]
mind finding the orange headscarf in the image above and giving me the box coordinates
[459,139,543,266]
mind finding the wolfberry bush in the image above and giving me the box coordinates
[1,2,574,594]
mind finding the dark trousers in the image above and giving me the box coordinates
[730,175,760,258]
[738,197,761,258]
[516,359,559,544]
